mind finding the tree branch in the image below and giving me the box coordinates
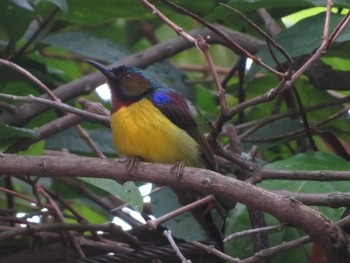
[0,153,349,262]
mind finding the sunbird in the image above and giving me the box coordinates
[86,60,224,249]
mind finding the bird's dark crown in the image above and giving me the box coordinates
[111,65,129,75]
[109,65,163,90]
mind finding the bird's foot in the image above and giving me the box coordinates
[170,161,185,177]
[120,156,141,175]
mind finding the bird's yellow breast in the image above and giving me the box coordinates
[110,98,203,167]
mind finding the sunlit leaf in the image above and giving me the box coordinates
[18,140,45,156]
[79,178,143,212]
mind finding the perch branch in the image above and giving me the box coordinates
[0,153,349,262]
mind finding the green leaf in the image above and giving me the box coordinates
[265,151,350,171]
[171,0,219,16]
[322,57,350,71]
[18,140,45,156]
[195,85,219,120]
[79,178,143,212]
[270,227,310,263]
[293,78,344,122]
[69,197,112,223]
[45,127,116,156]
[40,47,83,82]
[57,0,153,25]
[0,123,38,139]
[243,118,305,150]
[10,0,34,11]
[0,1,34,43]
[38,0,68,13]
[41,31,130,63]
[243,75,280,118]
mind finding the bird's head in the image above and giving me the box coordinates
[85,60,158,101]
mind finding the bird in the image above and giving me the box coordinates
[85,60,224,250]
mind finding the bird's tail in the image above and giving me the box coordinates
[172,187,225,251]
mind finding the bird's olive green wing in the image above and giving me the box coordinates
[151,89,217,171]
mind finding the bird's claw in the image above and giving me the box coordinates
[170,161,185,177]
[121,156,141,175]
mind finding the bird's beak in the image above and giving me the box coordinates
[84,60,114,79]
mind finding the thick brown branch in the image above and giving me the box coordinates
[0,153,349,262]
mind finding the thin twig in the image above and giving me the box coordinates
[323,0,333,42]
[0,185,44,208]
[0,93,109,124]
[140,0,195,43]
[196,35,228,111]
[44,188,88,224]
[224,224,289,243]
[221,56,245,89]
[178,64,231,74]
[164,230,191,263]
[328,10,350,46]
[239,236,310,263]
[225,124,241,154]
[147,195,215,229]
[192,241,239,262]
[293,87,318,151]
[75,126,106,159]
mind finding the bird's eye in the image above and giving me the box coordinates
[125,74,131,80]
